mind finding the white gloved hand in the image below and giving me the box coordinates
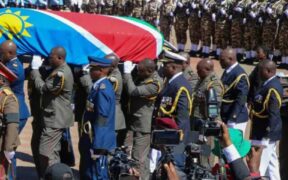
[169,12,174,16]
[198,10,201,17]
[186,8,190,15]
[258,17,263,23]
[4,151,15,164]
[249,11,256,18]
[177,1,183,7]
[212,13,216,21]
[154,18,160,26]
[220,8,226,15]
[243,18,246,24]
[31,55,43,70]
[266,7,272,14]
[123,61,136,74]
[108,76,117,82]
[204,3,208,10]
[284,9,288,17]
[229,15,232,20]
[234,7,242,13]
[191,2,196,9]
[82,64,90,74]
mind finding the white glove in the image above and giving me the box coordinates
[284,9,288,17]
[229,15,232,20]
[108,76,117,82]
[212,13,216,21]
[82,64,90,74]
[220,8,226,15]
[191,2,196,9]
[258,17,263,23]
[4,151,15,163]
[31,55,43,70]
[186,8,190,15]
[204,3,208,10]
[266,7,272,14]
[123,61,136,74]
[249,11,256,18]
[169,12,174,17]
[177,1,183,7]
[154,18,160,26]
[234,7,242,13]
[243,18,246,24]
[198,10,201,17]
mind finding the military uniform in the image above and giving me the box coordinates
[37,0,47,8]
[24,0,37,8]
[108,67,126,146]
[79,76,116,180]
[188,0,202,56]
[131,0,144,18]
[221,63,249,133]
[278,2,288,66]
[200,0,216,57]
[0,87,20,180]
[143,0,161,27]
[183,65,199,92]
[30,62,74,177]
[174,0,190,51]
[123,71,162,180]
[159,1,175,41]
[214,0,232,57]
[49,0,63,10]
[101,0,114,14]
[114,0,126,15]
[250,76,282,179]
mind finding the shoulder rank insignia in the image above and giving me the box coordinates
[3,88,12,95]
[100,83,106,89]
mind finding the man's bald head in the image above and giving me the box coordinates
[0,40,17,63]
[197,58,214,79]
[137,59,156,79]
[258,59,277,80]
[49,46,66,68]
[219,48,237,69]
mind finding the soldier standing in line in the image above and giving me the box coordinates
[200,0,216,57]
[143,0,161,27]
[159,0,175,41]
[188,0,202,57]
[174,0,190,51]
[243,0,261,64]
[114,0,126,15]
[179,52,199,92]
[131,0,145,18]
[0,63,20,180]
[123,59,162,180]
[277,0,288,68]
[102,0,114,14]
[30,47,74,178]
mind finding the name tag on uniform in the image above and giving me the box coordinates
[86,100,94,112]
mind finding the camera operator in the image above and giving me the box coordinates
[163,121,263,180]
[191,58,223,130]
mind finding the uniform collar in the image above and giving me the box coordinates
[93,77,107,89]
[225,62,238,74]
[168,72,182,84]
[263,75,276,87]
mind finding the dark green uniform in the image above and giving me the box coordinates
[159,1,175,41]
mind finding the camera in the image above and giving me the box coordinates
[151,129,182,146]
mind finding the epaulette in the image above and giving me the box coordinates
[2,88,13,96]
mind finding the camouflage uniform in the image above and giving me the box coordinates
[132,0,144,18]
[200,0,216,57]
[83,0,97,13]
[243,0,262,61]
[174,0,190,51]
[278,1,288,65]
[231,0,250,57]
[114,0,127,15]
[188,0,202,55]
[215,0,232,56]
[0,86,20,180]
[102,0,114,14]
[183,65,199,92]
[159,0,176,41]
[143,0,161,27]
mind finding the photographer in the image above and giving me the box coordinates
[163,121,263,180]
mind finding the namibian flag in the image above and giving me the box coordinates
[0,8,163,65]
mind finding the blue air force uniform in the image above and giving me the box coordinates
[220,63,249,132]
[5,58,30,131]
[79,57,116,180]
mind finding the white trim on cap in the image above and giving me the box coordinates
[164,50,187,62]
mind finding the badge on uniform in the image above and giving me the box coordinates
[100,83,106,89]
[12,63,18,67]
[161,96,172,107]
[86,100,94,112]
[255,95,263,104]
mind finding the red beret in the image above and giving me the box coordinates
[0,62,18,83]
[155,117,179,130]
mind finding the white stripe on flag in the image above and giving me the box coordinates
[33,9,113,55]
[110,16,163,57]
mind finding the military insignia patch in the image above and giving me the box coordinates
[100,83,106,89]
[255,95,263,103]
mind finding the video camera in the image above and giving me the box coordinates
[199,87,222,137]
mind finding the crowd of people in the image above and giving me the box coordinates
[2,0,288,69]
[0,36,286,180]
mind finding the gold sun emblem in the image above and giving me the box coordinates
[0,9,33,39]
